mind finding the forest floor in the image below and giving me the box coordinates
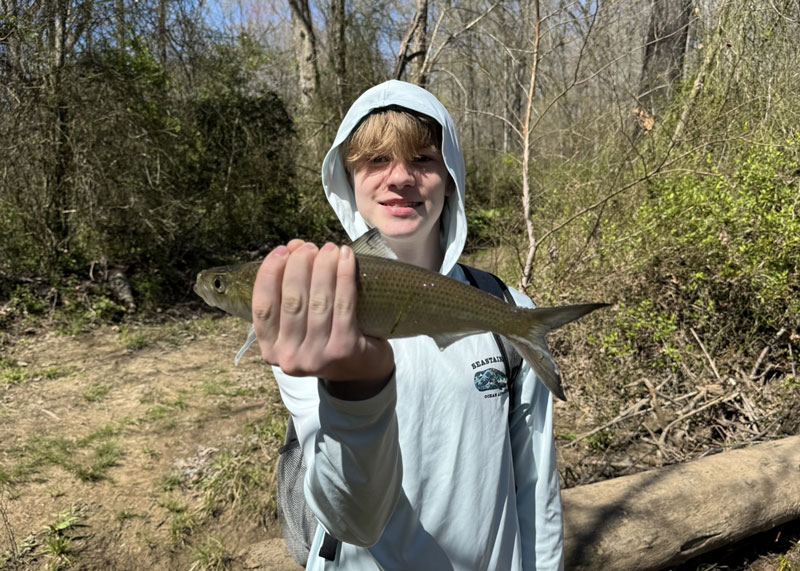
[0,312,798,570]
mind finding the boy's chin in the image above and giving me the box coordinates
[373,223,423,241]
[376,227,441,251]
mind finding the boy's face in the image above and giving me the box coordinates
[351,145,453,248]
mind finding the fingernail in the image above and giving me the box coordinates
[321,242,336,253]
[271,246,288,257]
[340,245,351,260]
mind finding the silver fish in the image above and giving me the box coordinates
[194,229,607,400]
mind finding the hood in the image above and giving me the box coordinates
[321,80,467,275]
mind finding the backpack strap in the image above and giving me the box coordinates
[458,264,523,397]
[281,417,339,562]
[318,532,339,561]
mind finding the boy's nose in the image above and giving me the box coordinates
[386,160,415,187]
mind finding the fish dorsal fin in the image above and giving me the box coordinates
[351,228,397,260]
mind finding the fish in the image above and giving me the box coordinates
[194,228,608,401]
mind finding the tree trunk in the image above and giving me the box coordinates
[288,0,319,112]
[330,0,346,119]
[115,0,124,47]
[562,435,800,570]
[409,0,428,87]
[519,0,541,291]
[1,0,20,76]
[157,0,167,65]
[638,0,693,116]
[43,0,71,260]
[393,0,428,85]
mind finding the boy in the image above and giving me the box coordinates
[252,80,564,570]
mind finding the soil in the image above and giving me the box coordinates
[1,314,797,570]
[1,315,301,570]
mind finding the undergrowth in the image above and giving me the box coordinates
[522,135,800,486]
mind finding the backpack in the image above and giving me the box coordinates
[275,264,523,567]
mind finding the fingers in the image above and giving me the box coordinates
[277,242,318,357]
[286,239,306,252]
[330,245,360,345]
[255,241,342,373]
[253,239,391,383]
[252,240,315,364]
[304,243,340,354]
[252,245,288,352]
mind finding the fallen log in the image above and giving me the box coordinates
[562,434,800,570]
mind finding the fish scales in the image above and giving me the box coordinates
[355,255,525,340]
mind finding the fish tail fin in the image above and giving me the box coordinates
[508,303,609,402]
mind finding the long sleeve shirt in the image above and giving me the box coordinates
[274,269,564,570]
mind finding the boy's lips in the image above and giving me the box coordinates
[379,199,421,207]
[379,199,422,217]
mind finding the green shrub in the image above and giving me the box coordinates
[599,137,800,375]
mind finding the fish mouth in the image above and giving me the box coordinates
[193,273,207,297]
[193,276,213,304]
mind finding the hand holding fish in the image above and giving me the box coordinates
[252,239,395,396]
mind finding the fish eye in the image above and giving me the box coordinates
[213,277,225,293]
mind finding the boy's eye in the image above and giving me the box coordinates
[412,154,432,163]
[368,155,389,164]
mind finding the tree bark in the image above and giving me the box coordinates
[115,0,124,47]
[329,0,346,119]
[157,0,167,65]
[43,0,71,258]
[288,0,319,111]
[393,0,428,85]
[638,0,693,116]
[1,0,20,76]
[562,435,800,570]
[409,0,428,87]
[519,0,540,291]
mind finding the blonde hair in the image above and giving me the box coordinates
[341,108,442,171]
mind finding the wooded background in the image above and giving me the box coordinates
[1,0,798,483]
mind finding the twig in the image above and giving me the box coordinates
[643,378,667,430]
[750,327,787,380]
[568,397,650,446]
[419,1,503,81]
[1,486,19,566]
[658,392,738,448]
[40,408,60,420]
[641,433,672,462]
[690,327,721,381]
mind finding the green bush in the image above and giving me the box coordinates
[0,38,313,309]
[600,137,800,372]
[464,153,523,251]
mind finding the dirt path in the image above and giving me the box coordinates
[1,316,301,570]
[1,315,797,570]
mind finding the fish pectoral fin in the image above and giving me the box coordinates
[234,325,258,366]
[351,228,398,260]
[430,331,476,351]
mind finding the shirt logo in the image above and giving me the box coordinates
[474,368,508,392]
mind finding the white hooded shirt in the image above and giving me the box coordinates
[274,80,564,570]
